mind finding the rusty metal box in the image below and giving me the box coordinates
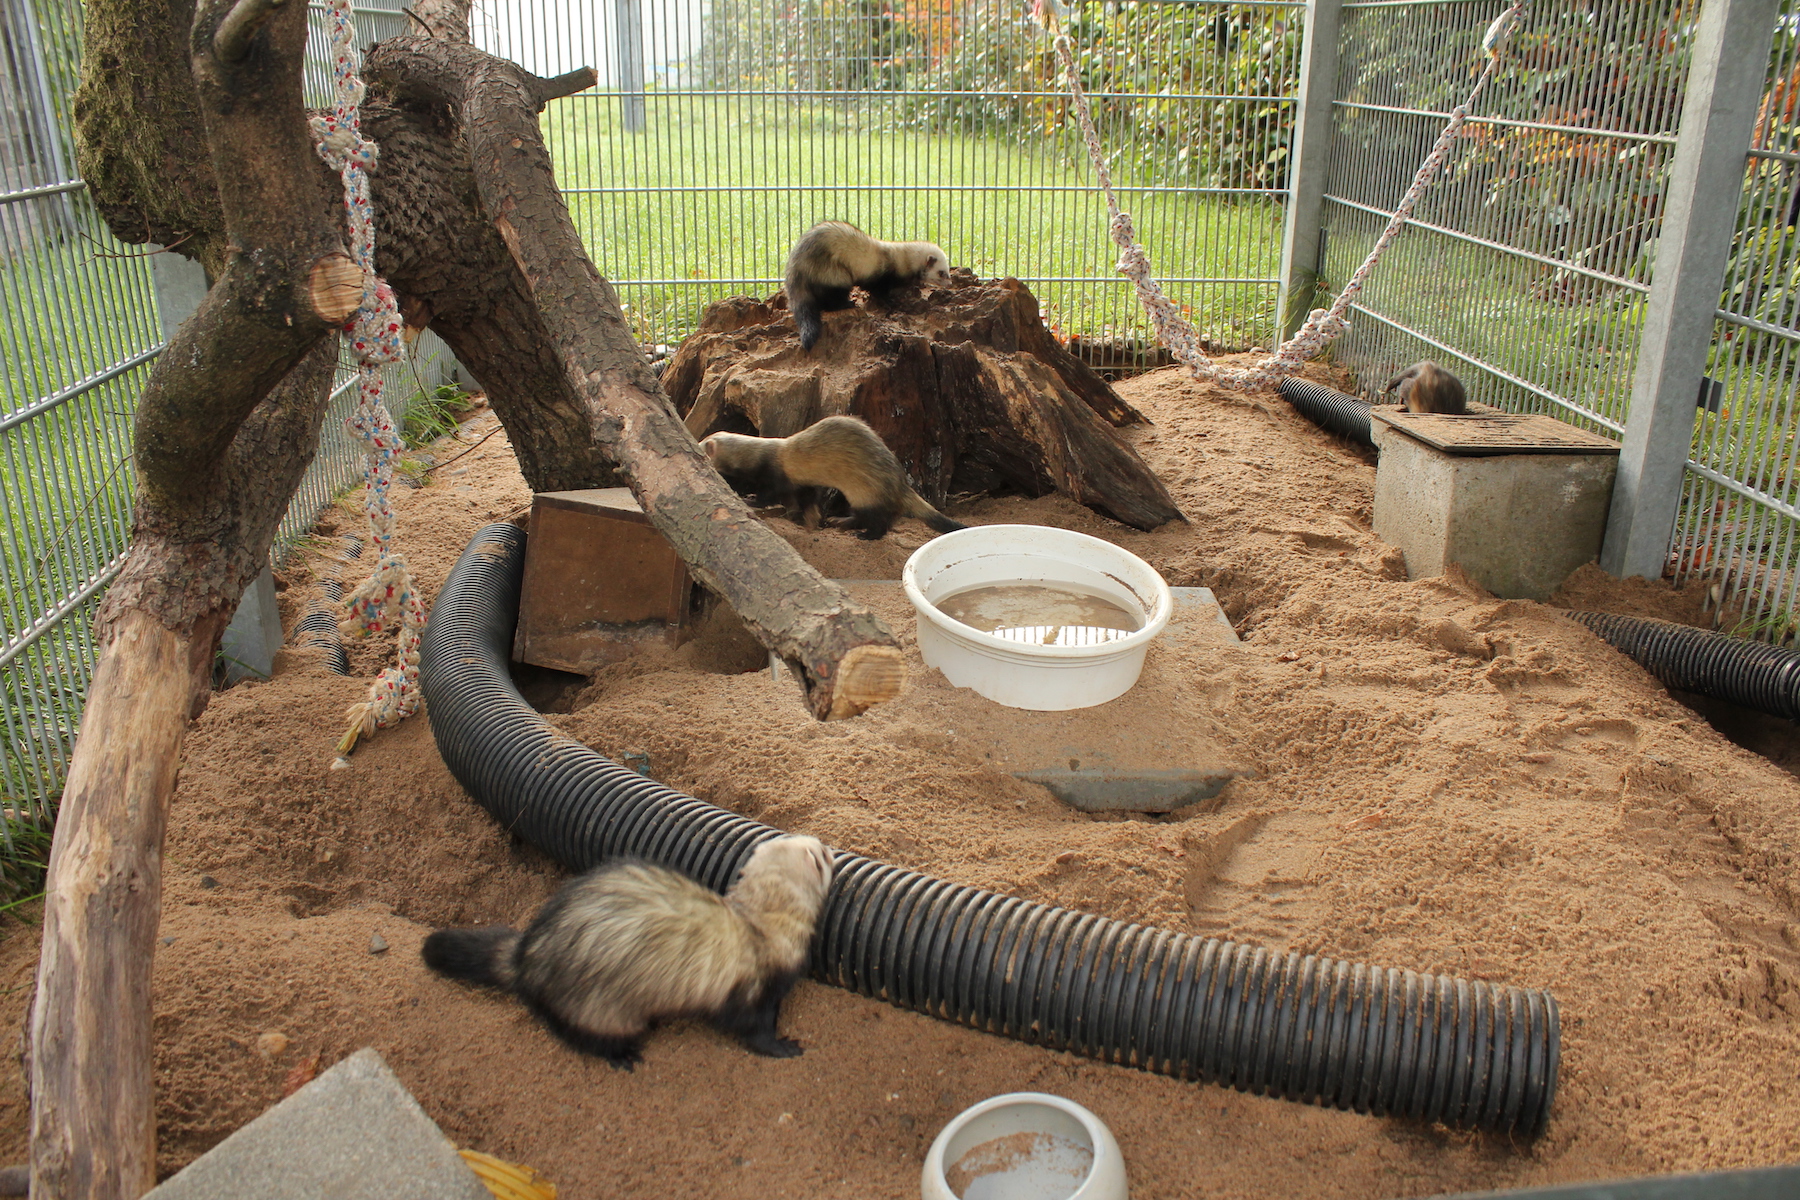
[513,488,695,673]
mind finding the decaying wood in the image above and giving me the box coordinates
[365,36,905,719]
[666,272,1185,532]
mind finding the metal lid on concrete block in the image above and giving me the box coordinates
[1370,410,1620,456]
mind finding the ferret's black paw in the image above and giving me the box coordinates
[603,1049,641,1071]
[852,528,884,541]
[747,1035,804,1059]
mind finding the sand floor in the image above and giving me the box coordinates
[0,358,1796,1198]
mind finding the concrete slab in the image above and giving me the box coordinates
[1014,765,1237,812]
[839,580,1246,813]
[144,1048,489,1200]
[220,566,283,685]
[1371,416,1618,601]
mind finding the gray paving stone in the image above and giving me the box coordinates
[145,1048,489,1200]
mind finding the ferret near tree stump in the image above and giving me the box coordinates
[663,270,1184,532]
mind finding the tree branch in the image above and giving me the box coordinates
[212,0,287,62]
[75,0,225,268]
[31,0,351,1188]
[405,0,472,43]
[531,66,598,109]
[367,37,906,719]
[127,0,351,518]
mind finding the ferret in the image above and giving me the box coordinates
[1383,360,1467,415]
[421,834,835,1069]
[785,221,950,351]
[700,415,966,540]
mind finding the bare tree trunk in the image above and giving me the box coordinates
[30,0,905,1185]
[28,615,210,1197]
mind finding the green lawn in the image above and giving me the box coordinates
[540,90,1287,348]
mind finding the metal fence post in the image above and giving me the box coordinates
[1276,0,1344,342]
[1599,0,1782,579]
[617,0,647,133]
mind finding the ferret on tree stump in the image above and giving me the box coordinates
[785,221,949,351]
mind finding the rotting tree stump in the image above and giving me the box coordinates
[664,270,1186,532]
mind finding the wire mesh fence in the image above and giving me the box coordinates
[1321,0,1800,643]
[1,0,159,844]
[0,0,453,846]
[1319,0,1687,433]
[475,0,1305,355]
[1669,2,1800,641]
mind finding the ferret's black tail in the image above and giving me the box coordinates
[422,926,520,990]
[924,511,967,535]
[793,300,822,351]
[903,491,966,536]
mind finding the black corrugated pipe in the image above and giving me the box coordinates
[420,524,1560,1137]
[292,535,362,676]
[1566,610,1800,721]
[1276,377,1375,447]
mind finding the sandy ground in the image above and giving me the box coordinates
[1,358,1797,1198]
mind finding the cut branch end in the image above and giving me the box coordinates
[309,253,363,324]
[532,67,599,109]
[824,644,907,720]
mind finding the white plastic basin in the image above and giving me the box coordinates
[902,524,1172,711]
[921,1092,1129,1200]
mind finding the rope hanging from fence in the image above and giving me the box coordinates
[310,0,428,762]
[1039,1,1525,391]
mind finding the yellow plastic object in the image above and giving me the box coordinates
[458,1149,557,1200]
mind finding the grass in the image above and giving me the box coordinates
[540,90,1287,348]
[2,216,160,886]
[401,382,478,449]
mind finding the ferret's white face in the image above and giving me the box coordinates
[700,432,755,465]
[752,835,835,902]
[919,244,951,285]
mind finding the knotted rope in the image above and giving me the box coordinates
[310,0,427,761]
[1040,1,1525,390]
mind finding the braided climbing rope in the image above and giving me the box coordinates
[310,0,428,759]
[1043,1,1525,390]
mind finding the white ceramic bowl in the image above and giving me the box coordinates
[921,1092,1129,1200]
[902,524,1173,710]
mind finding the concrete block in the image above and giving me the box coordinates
[847,579,1245,813]
[144,1048,489,1200]
[1371,413,1619,600]
[220,566,283,684]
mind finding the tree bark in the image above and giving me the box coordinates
[365,37,905,718]
[28,613,210,1199]
[73,0,224,270]
[31,0,345,1190]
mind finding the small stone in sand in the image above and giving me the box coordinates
[369,933,389,955]
[256,1031,289,1059]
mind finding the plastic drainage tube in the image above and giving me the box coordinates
[420,524,1560,1137]
[1276,378,1375,447]
[1566,610,1800,721]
